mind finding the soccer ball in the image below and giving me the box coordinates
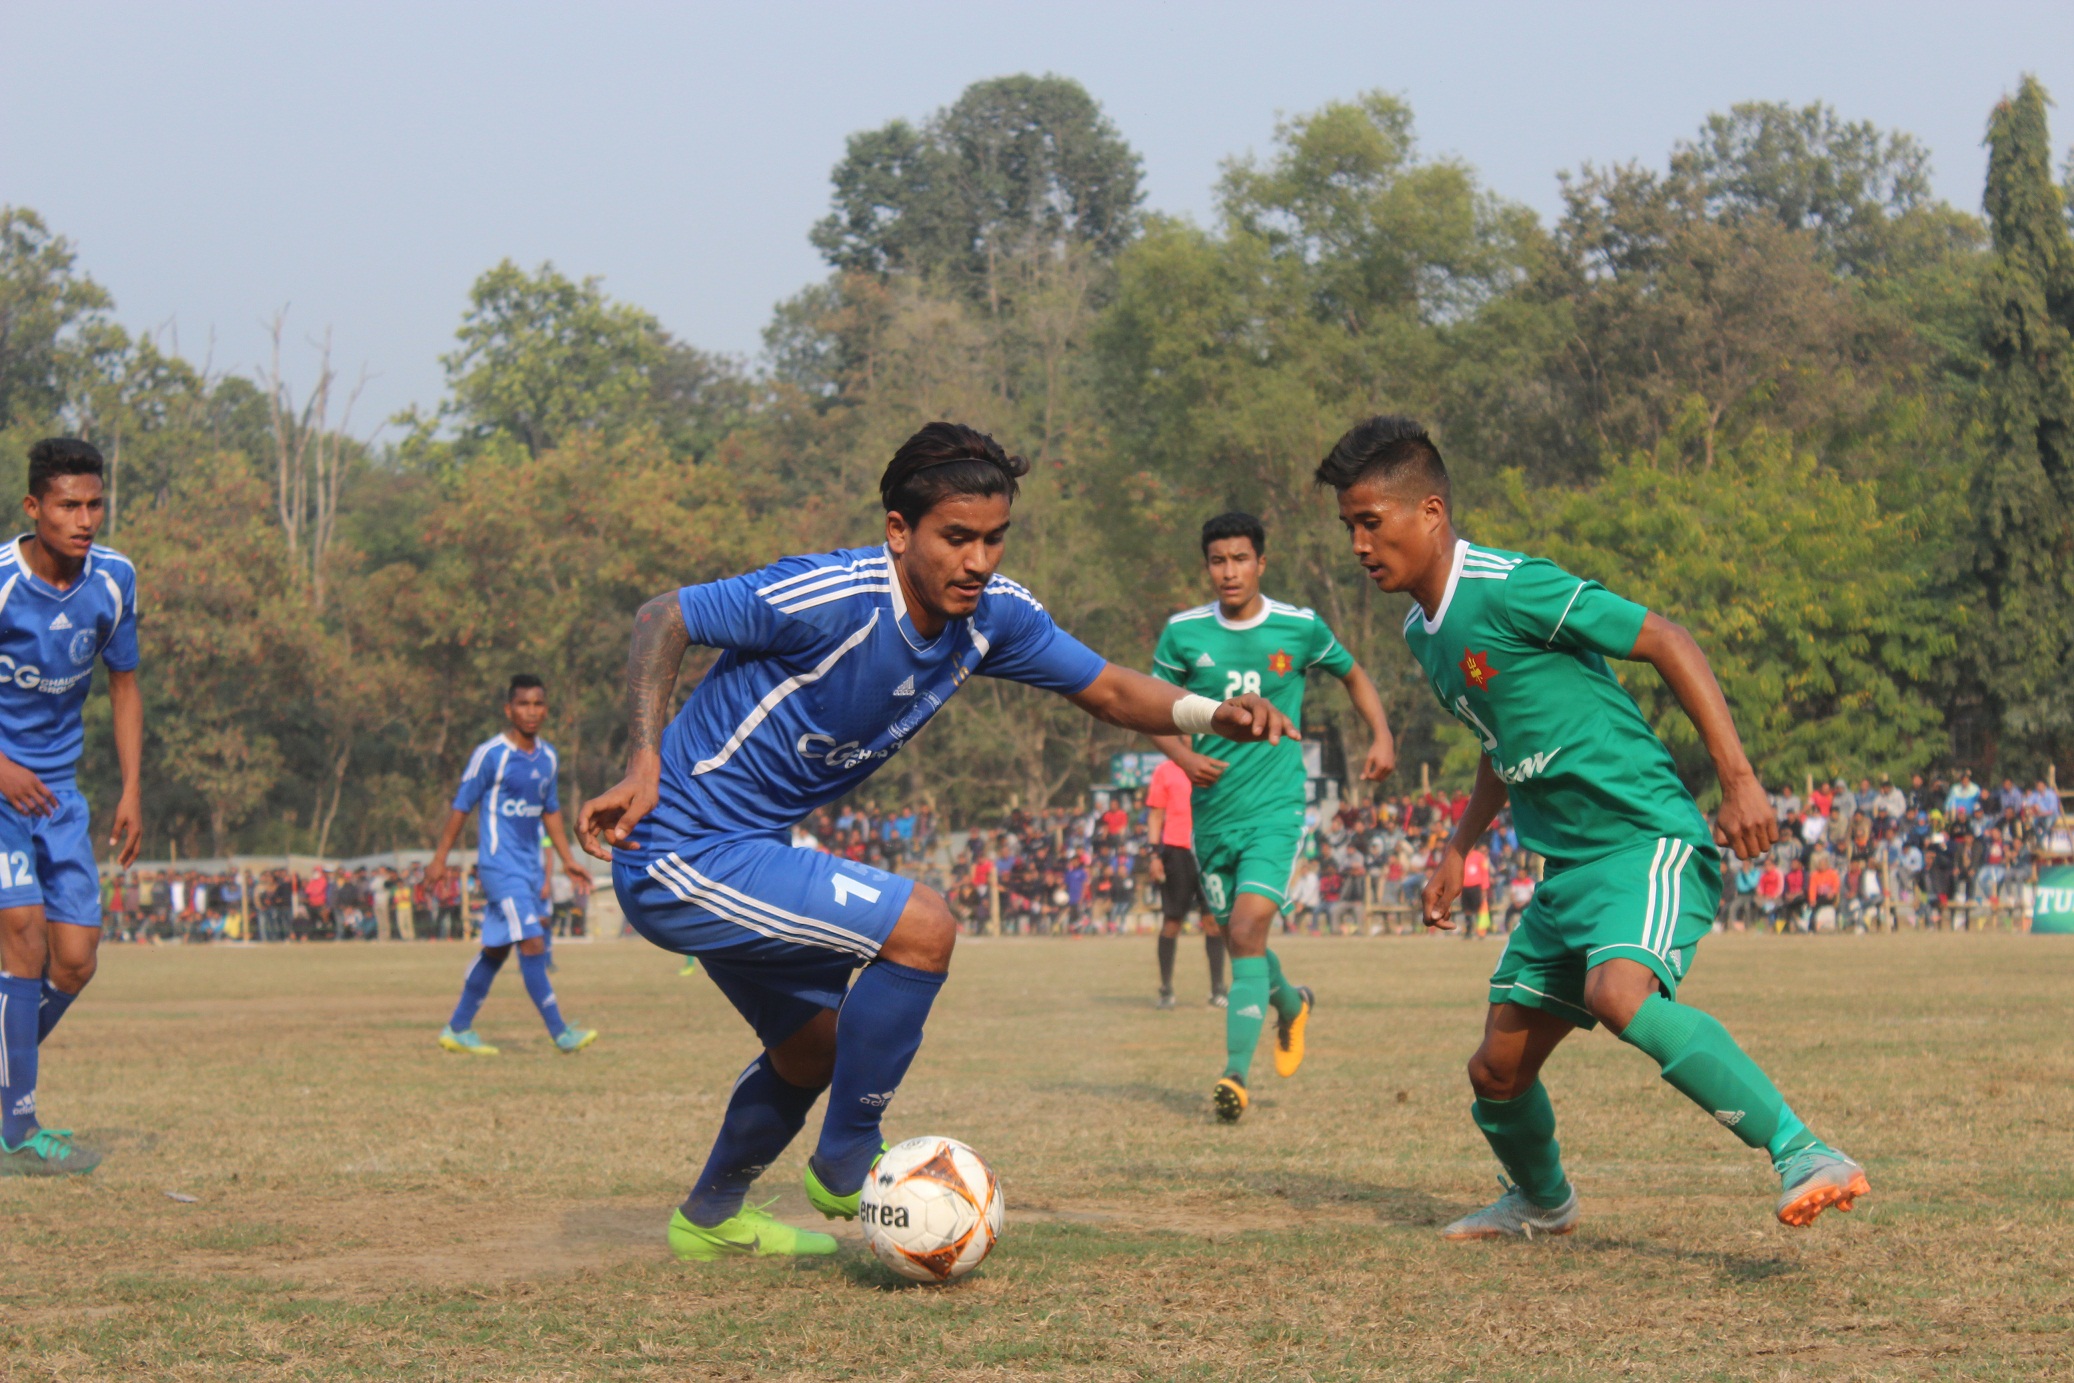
[857,1135,1004,1283]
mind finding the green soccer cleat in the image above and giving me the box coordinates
[678,957,700,976]
[438,1026,499,1056]
[1440,1177,1580,1241]
[1775,1146,1870,1228]
[554,1026,598,1054]
[0,1128,102,1178]
[668,1202,837,1262]
[802,1143,887,1220]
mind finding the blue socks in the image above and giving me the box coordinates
[448,949,507,1031]
[1,973,41,1146]
[38,979,78,1043]
[517,951,567,1037]
[811,960,946,1195]
[683,1053,826,1226]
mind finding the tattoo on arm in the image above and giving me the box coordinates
[625,593,691,759]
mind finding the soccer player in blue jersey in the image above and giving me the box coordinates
[0,439,142,1177]
[577,422,1296,1262]
[429,675,596,1056]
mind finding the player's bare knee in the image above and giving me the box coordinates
[880,887,956,973]
[1582,961,1657,1035]
[1158,919,1183,939]
[517,935,546,958]
[48,953,94,993]
[481,943,513,964]
[1467,1050,1525,1101]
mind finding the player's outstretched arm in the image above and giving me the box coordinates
[1423,756,1508,930]
[1627,612,1776,861]
[578,592,692,860]
[106,667,143,867]
[1067,663,1295,743]
[1336,663,1396,783]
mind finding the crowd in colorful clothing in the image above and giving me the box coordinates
[101,863,592,942]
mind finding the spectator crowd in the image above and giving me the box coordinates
[97,768,2065,943]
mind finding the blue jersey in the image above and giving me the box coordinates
[0,539,140,778]
[453,734,560,894]
[638,545,1105,843]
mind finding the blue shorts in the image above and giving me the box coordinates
[615,832,913,1049]
[479,886,546,947]
[0,782,101,927]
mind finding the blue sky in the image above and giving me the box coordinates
[6,1,2071,430]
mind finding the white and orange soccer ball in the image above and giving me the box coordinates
[857,1135,1004,1283]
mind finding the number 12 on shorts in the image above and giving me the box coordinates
[0,850,31,891]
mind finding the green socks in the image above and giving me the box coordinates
[1224,956,1270,1080]
[1471,1080,1572,1209]
[1618,995,1819,1169]
[1263,947,1304,1022]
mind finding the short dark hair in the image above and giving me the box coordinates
[879,422,1030,526]
[1200,511,1265,558]
[1313,415,1449,504]
[27,437,105,498]
[507,673,544,701]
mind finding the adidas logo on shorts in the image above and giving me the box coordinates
[1714,1109,1746,1127]
[1236,1004,1263,1019]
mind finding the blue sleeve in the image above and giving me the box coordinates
[975,580,1107,694]
[544,757,561,815]
[452,748,492,814]
[101,564,139,673]
[677,558,839,657]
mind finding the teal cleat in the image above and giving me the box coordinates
[0,1128,103,1177]
[1775,1146,1870,1227]
[668,1202,837,1262]
[438,1026,499,1056]
[554,1026,598,1054]
[678,957,700,977]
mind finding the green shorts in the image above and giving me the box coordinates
[1489,836,1721,1030]
[1193,815,1307,922]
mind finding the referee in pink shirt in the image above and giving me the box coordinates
[1145,757,1229,1008]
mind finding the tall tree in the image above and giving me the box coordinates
[812,75,1142,312]
[1966,76,2074,769]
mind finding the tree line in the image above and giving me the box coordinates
[1,72,2070,858]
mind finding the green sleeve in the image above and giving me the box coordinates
[1150,621,1188,687]
[1503,557,1647,659]
[1306,616,1357,677]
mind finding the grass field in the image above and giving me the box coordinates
[2,931,2071,1381]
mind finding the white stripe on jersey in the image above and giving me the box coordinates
[764,564,890,606]
[984,576,1045,612]
[1460,571,1512,580]
[692,611,881,775]
[1264,599,1317,620]
[1168,603,1217,624]
[777,581,893,614]
[486,742,511,854]
[1463,549,1519,569]
[1546,580,1588,647]
[757,554,886,598]
[0,573,19,622]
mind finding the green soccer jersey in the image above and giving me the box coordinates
[1151,597,1355,835]
[1401,539,1708,865]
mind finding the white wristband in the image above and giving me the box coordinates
[1171,694,1221,736]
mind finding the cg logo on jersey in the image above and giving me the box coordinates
[795,733,890,771]
[497,798,544,818]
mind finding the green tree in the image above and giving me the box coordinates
[1477,432,1954,794]
[812,75,1142,311]
[418,260,744,462]
[1965,76,2074,768]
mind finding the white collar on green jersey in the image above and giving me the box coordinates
[1214,597,1273,631]
[1417,539,1471,635]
